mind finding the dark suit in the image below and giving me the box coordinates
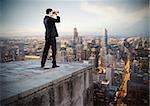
[41,16,60,66]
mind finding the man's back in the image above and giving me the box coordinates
[44,16,60,38]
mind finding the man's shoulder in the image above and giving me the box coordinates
[44,16,49,21]
[44,16,53,22]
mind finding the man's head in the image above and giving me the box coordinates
[46,8,53,16]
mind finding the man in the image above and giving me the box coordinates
[41,8,60,68]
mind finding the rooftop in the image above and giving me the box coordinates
[0,59,93,101]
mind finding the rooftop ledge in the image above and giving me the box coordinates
[0,59,94,103]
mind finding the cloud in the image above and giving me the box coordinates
[80,0,148,25]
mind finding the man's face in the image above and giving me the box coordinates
[49,11,53,16]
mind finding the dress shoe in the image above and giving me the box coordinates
[41,64,45,68]
[52,65,60,68]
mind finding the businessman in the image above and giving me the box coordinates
[41,8,60,68]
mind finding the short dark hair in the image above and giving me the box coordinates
[46,8,52,14]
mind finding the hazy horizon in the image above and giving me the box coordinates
[0,32,148,39]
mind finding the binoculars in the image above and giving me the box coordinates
[53,11,59,14]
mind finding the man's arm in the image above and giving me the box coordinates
[50,16,60,23]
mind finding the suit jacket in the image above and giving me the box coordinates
[44,16,60,38]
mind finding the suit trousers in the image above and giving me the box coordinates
[41,37,57,66]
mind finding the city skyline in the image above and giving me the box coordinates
[0,0,149,37]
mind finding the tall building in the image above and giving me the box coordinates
[66,46,74,62]
[82,41,90,60]
[105,28,108,54]
[60,44,67,62]
[73,28,79,44]
[72,27,79,60]
[78,36,83,44]
[98,28,108,71]
[76,43,83,61]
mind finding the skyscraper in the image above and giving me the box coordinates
[105,28,108,54]
[73,28,79,44]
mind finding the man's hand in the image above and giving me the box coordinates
[56,13,60,16]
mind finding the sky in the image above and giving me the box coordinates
[0,0,149,37]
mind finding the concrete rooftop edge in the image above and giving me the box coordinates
[0,59,94,103]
